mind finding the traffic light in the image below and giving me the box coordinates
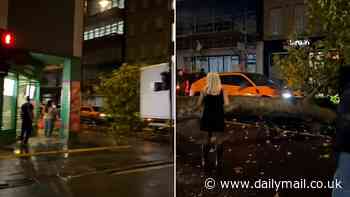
[0,29,15,75]
[0,29,15,48]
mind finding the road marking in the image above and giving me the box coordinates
[110,163,174,176]
[0,145,131,160]
[67,160,174,179]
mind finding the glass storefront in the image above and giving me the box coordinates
[2,74,17,131]
[193,55,240,73]
[16,76,39,136]
[246,54,257,73]
[0,73,39,135]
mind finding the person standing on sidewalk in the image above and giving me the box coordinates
[195,72,229,169]
[333,66,350,196]
[20,96,34,145]
[44,100,57,137]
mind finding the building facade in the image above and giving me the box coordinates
[82,0,174,106]
[176,0,263,74]
[125,0,174,65]
[263,0,309,79]
[0,0,84,144]
[82,0,125,106]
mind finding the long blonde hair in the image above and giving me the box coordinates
[205,72,222,95]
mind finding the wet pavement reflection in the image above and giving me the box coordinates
[0,137,173,197]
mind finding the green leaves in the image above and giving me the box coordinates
[275,0,350,98]
[96,64,145,141]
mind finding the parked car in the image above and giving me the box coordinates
[190,72,302,98]
[80,106,108,124]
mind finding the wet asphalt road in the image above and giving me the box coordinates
[0,139,174,197]
[69,165,173,197]
[177,123,336,197]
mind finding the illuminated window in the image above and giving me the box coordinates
[88,31,94,39]
[119,0,125,8]
[3,78,15,96]
[25,85,36,99]
[106,25,111,34]
[246,54,257,73]
[3,77,16,130]
[94,29,99,37]
[95,28,101,37]
[111,23,117,33]
[83,21,124,40]
[194,55,241,73]
[84,32,89,41]
[112,0,124,8]
[100,26,106,36]
[117,21,124,34]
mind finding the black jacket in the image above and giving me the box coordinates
[21,102,34,122]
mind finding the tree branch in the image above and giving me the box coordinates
[304,74,338,103]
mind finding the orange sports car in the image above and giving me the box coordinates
[190,72,301,98]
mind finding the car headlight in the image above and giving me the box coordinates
[99,113,107,117]
[282,91,292,99]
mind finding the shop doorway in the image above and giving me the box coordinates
[0,51,81,149]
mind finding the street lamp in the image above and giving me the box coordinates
[99,0,110,9]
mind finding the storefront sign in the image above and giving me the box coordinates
[288,39,310,47]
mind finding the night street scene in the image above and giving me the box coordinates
[176,0,350,196]
[0,0,174,197]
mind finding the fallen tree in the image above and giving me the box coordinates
[177,96,336,123]
[177,96,336,142]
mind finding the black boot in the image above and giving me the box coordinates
[216,144,224,169]
[201,144,210,169]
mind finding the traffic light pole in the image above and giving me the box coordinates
[0,28,15,132]
[0,73,5,130]
[0,58,9,130]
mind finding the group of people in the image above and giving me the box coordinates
[197,70,350,196]
[20,97,58,145]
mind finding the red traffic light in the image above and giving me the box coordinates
[1,31,14,47]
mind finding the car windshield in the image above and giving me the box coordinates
[244,73,277,87]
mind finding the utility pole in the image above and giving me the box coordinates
[0,29,14,130]
[0,59,9,129]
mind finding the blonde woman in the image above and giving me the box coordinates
[196,72,229,169]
